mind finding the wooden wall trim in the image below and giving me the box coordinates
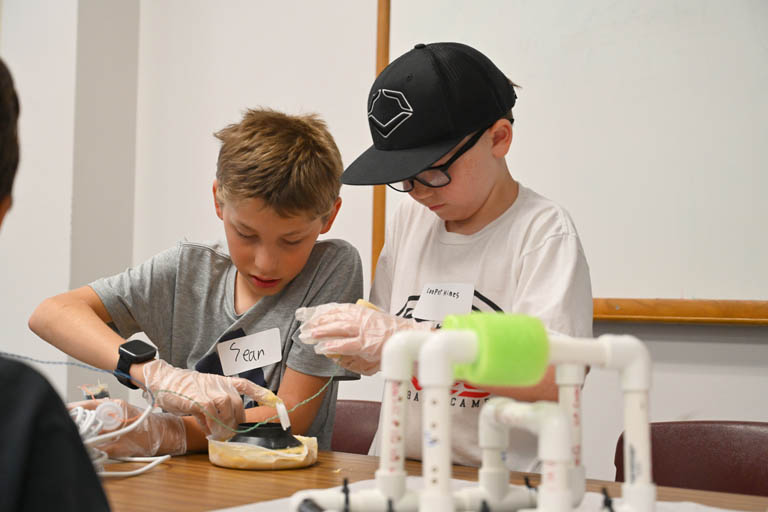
[371,0,390,281]
[594,298,768,325]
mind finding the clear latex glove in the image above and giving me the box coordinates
[296,302,434,375]
[335,355,383,376]
[68,399,186,457]
[141,359,280,440]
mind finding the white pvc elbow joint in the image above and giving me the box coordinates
[485,399,571,463]
[599,335,651,391]
[418,330,478,388]
[479,397,512,450]
[381,330,432,381]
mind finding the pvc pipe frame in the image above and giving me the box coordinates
[290,330,656,512]
[482,398,572,512]
[550,333,656,511]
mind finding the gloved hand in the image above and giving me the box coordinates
[69,399,187,457]
[141,359,281,440]
[334,355,383,376]
[295,303,434,376]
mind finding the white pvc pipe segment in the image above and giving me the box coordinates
[623,391,652,485]
[377,330,431,502]
[417,330,478,512]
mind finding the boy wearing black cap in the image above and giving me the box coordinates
[299,42,592,469]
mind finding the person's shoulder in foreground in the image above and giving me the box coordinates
[0,57,110,511]
[0,358,110,511]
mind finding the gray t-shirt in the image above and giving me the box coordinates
[90,238,363,449]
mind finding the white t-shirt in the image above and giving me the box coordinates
[370,184,593,468]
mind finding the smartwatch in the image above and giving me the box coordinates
[116,338,157,389]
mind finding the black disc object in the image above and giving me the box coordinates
[228,422,303,450]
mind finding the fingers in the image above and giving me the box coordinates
[296,303,363,328]
[231,378,279,407]
[305,321,365,339]
[208,388,242,434]
[314,340,365,358]
[294,305,319,322]
[337,355,380,376]
[193,401,218,437]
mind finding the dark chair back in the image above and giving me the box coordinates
[331,399,382,455]
[615,420,768,496]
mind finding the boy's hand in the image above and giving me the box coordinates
[141,359,280,440]
[295,303,434,375]
[68,399,186,457]
[335,355,383,376]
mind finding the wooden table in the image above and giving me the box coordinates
[103,451,768,511]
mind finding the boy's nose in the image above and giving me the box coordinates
[408,180,433,200]
[253,249,278,276]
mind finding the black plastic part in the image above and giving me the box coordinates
[342,478,350,512]
[602,487,615,512]
[227,422,302,449]
[524,476,537,491]
[298,498,325,512]
[480,499,491,512]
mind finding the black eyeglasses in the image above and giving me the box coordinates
[386,127,487,193]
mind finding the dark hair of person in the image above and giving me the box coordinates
[0,58,20,200]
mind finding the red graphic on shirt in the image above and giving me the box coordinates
[410,376,490,399]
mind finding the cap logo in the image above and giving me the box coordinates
[368,89,413,138]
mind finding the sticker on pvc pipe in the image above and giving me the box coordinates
[411,283,474,322]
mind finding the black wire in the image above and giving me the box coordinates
[342,478,350,512]
[602,487,615,512]
[524,476,537,491]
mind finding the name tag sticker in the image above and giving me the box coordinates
[216,328,282,376]
[412,283,474,322]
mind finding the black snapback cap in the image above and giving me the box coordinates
[342,42,517,186]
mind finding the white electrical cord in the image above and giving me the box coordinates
[69,401,170,478]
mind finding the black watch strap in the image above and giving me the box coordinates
[116,353,138,389]
[116,338,157,390]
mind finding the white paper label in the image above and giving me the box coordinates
[216,328,282,376]
[411,282,474,322]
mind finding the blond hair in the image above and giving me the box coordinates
[215,108,342,219]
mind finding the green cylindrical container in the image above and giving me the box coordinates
[447,313,550,387]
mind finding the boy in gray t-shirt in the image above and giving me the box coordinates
[29,109,363,454]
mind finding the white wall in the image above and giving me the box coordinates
[67,0,139,403]
[389,0,768,300]
[0,0,78,396]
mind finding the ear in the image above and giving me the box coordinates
[0,195,12,231]
[489,118,513,159]
[319,197,342,234]
[212,180,224,220]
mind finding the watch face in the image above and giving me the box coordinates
[120,338,157,360]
